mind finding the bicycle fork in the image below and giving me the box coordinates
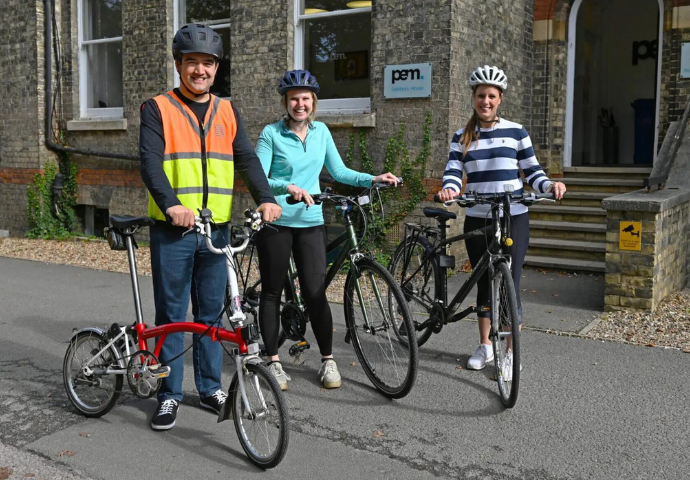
[218,353,270,422]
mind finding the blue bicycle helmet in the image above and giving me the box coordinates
[173,24,223,61]
[277,70,320,95]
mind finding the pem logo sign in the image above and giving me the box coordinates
[384,63,432,99]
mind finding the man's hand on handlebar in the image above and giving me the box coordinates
[166,205,196,228]
[257,202,283,223]
[437,188,460,203]
[287,184,315,207]
[372,172,400,187]
[546,181,566,200]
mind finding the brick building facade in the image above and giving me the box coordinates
[0,0,688,240]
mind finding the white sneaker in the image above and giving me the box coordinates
[493,350,522,382]
[318,359,342,389]
[268,362,291,391]
[467,344,494,370]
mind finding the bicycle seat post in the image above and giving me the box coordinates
[123,232,146,326]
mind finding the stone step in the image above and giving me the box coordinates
[529,238,606,252]
[564,166,652,179]
[530,205,606,216]
[561,177,644,187]
[529,205,607,224]
[523,255,606,273]
[559,191,610,207]
[529,220,607,233]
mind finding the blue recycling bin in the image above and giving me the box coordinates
[631,98,655,164]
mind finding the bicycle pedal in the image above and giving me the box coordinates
[148,365,171,378]
[288,341,310,357]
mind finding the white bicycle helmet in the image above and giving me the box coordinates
[468,65,508,91]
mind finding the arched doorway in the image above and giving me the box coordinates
[564,0,662,166]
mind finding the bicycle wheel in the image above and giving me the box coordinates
[344,258,418,399]
[490,261,520,408]
[390,237,437,347]
[234,238,262,314]
[230,362,289,469]
[63,331,122,417]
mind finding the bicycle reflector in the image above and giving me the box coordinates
[504,237,514,247]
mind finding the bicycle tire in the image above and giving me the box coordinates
[344,257,418,399]
[233,238,262,320]
[490,261,520,408]
[230,362,289,469]
[63,331,122,417]
[389,236,437,347]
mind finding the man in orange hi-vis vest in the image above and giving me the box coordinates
[140,23,282,431]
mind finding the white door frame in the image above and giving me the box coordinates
[564,0,664,167]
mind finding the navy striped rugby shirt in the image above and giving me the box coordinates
[442,118,553,218]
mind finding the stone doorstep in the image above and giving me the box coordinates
[561,177,644,187]
[529,220,607,232]
[564,166,653,175]
[529,205,607,215]
[523,254,605,273]
[529,238,606,252]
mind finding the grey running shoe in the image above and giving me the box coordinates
[467,343,494,370]
[268,362,291,391]
[318,359,342,389]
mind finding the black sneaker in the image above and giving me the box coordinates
[151,399,179,431]
[199,389,228,414]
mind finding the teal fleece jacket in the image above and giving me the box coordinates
[256,120,374,227]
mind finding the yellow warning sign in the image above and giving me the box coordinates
[619,221,641,251]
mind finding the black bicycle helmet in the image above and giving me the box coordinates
[277,70,320,95]
[172,23,223,61]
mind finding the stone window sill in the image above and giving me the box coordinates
[66,119,128,131]
[318,113,376,129]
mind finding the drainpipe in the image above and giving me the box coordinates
[43,0,138,161]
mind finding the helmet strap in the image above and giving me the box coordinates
[180,77,210,101]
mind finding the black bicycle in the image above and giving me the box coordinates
[389,188,555,407]
[232,182,419,399]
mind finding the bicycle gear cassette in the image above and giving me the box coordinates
[127,351,168,398]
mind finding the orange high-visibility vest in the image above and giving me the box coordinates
[149,91,237,223]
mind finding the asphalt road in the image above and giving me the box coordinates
[0,257,687,479]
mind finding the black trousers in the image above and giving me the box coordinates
[464,212,529,324]
[255,224,333,356]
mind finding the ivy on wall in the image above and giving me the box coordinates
[26,151,77,239]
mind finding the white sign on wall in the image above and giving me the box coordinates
[681,43,690,78]
[383,63,432,99]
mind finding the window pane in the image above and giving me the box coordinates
[210,28,231,98]
[304,13,370,99]
[183,0,230,23]
[304,0,367,14]
[84,0,122,41]
[86,42,123,108]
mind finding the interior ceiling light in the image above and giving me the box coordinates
[305,8,328,14]
[346,1,372,8]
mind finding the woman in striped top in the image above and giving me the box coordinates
[438,65,566,372]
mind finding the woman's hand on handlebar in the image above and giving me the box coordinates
[372,172,400,186]
[257,202,282,223]
[437,188,460,203]
[287,184,315,207]
[166,205,196,228]
[546,181,566,200]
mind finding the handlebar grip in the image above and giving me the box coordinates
[433,194,442,203]
[286,196,301,205]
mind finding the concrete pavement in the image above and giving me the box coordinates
[0,256,687,480]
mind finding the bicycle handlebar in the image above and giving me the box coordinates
[285,178,403,206]
[433,191,556,207]
[187,208,263,256]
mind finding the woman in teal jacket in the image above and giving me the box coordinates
[255,70,398,390]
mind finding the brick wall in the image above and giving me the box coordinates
[603,191,690,311]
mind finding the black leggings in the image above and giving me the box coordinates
[464,212,529,324]
[255,225,332,357]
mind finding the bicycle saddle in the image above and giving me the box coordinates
[423,207,456,221]
[109,215,156,230]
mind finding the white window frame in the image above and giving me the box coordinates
[174,0,231,98]
[77,0,123,119]
[294,2,372,114]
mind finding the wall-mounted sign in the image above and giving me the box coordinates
[682,43,690,78]
[619,221,641,251]
[383,63,432,99]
